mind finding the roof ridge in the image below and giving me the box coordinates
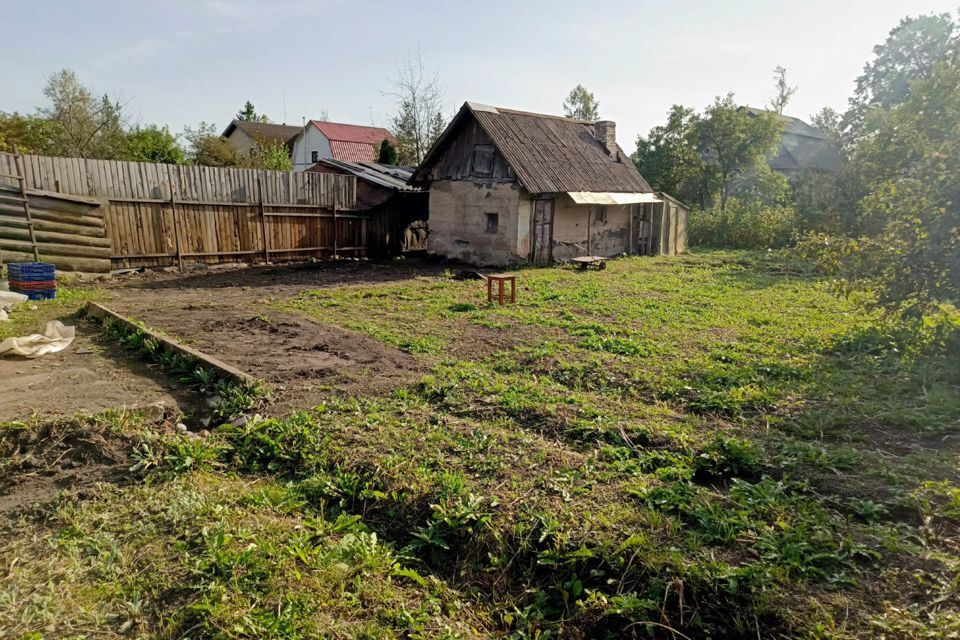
[310,119,391,131]
[466,101,594,124]
[233,119,301,128]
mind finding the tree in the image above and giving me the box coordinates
[385,52,446,165]
[40,69,129,159]
[0,112,59,155]
[428,111,446,149]
[810,106,843,148]
[377,139,399,165]
[256,139,293,171]
[632,105,705,205]
[801,17,960,316]
[768,66,796,114]
[237,101,269,123]
[125,125,185,164]
[562,85,599,121]
[182,122,242,167]
[693,94,782,212]
[804,59,960,316]
[843,13,957,142]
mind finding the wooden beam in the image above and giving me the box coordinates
[84,302,256,386]
[262,211,364,220]
[333,199,338,258]
[586,205,592,256]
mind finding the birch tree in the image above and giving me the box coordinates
[768,66,796,114]
[562,85,600,121]
[385,52,446,165]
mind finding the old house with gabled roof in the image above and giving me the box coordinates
[222,120,302,158]
[744,108,844,173]
[291,120,396,170]
[410,102,686,266]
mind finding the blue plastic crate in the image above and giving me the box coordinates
[8,262,56,282]
[18,289,57,301]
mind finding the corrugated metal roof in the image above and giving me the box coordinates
[416,103,652,194]
[311,158,418,191]
[568,192,662,205]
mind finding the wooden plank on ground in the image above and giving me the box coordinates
[84,302,256,386]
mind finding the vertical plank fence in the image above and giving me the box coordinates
[0,152,360,271]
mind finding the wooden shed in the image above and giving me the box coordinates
[308,159,428,257]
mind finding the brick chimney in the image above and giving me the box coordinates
[594,120,617,155]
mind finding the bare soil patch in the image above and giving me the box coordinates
[0,323,198,421]
[118,256,454,300]
[100,259,454,413]
[109,305,421,413]
[0,420,136,518]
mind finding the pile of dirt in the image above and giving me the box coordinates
[0,421,136,518]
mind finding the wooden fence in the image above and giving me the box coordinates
[0,151,361,271]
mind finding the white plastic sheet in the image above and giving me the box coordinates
[0,291,29,322]
[0,320,76,358]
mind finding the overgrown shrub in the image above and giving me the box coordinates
[689,198,798,249]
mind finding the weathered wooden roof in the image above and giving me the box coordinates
[413,102,652,194]
[222,120,302,145]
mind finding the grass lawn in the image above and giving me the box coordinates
[2,251,959,639]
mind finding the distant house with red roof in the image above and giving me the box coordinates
[291,120,396,170]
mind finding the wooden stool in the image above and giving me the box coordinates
[485,274,516,304]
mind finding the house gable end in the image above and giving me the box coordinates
[427,116,516,184]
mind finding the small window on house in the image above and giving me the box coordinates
[484,212,499,234]
[595,206,607,223]
[472,144,495,177]
[311,150,319,163]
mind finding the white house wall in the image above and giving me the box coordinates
[291,126,331,171]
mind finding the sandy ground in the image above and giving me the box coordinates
[0,323,196,422]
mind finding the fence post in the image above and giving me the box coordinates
[257,175,269,264]
[332,198,338,259]
[166,166,184,272]
[12,147,40,262]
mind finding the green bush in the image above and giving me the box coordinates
[690,198,798,249]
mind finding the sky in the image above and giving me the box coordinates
[4,0,958,148]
